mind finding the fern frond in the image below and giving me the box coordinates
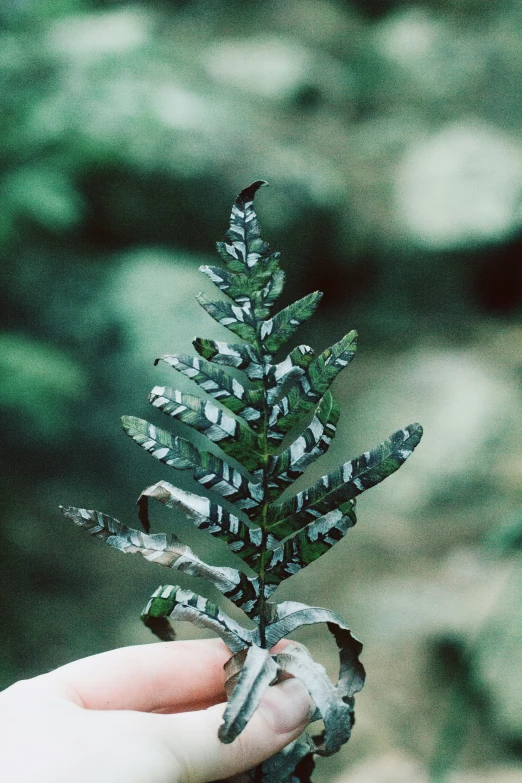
[219,646,279,743]
[148,387,262,471]
[61,180,422,783]
[259,291,323,355]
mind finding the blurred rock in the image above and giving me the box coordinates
[205,36,312,100]
[335,756,521,783]
[375,8,482,99]
[47,9,150,59]
[396,122,522,250]
[342,343,522,513]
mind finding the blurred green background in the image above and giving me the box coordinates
[1,1,522,781]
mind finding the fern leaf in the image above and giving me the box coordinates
[137,481,262,567]
[263,602,366,718]
[219,645,279,744]
[121,416,263,513]
[154,353,263,421]
[261,737,315,783]
[199,264,250,298]
[259,291,323,355]
[263,507,357,583]
[141,584,252,652]
[274,644,352,756]
[268,330,357,440]
[216,180,269,272]
[264,345,315,403]
[200,262,286,312]
[266,391,340,494]
[60,506,248,598]
[269,423,423,526]
[260,267,286,308]
[196,293,257,342]
[193,337,258,370]
[148,387,262,471]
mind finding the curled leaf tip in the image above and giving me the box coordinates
[236,180,268,204]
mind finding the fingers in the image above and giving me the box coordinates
[38,639,232,713]
[36,639,298,715]
[147,677,314,783]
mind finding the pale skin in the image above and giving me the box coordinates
[0,639,313,783]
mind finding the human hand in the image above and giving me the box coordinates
[0,639,313,783]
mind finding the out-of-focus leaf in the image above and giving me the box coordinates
[472,556,522,743]
[0,332,86,441]
[2,167,82,230]
[487,511,522,554]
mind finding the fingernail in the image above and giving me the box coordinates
[258,678,314,735]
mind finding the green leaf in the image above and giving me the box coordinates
[200,262,285,313]
[137,480,262,568]
[269,423,423,526]
[260,291,323,355]
[154,353,263,422]
[266,391,340,495]
[148,387,263,471]
[193,336,258,369]
[121,415,263,513]
[216,180,269,272]
[265,345,315,401]
[196,293,258,342]
[269,330,357,441]
[264,507,357,583]
[141,585,252,652]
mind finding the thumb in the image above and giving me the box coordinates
[150,678,314,783]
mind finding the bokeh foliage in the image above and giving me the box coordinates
[2,2,522,782]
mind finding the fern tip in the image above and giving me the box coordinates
[236,180,269,204]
